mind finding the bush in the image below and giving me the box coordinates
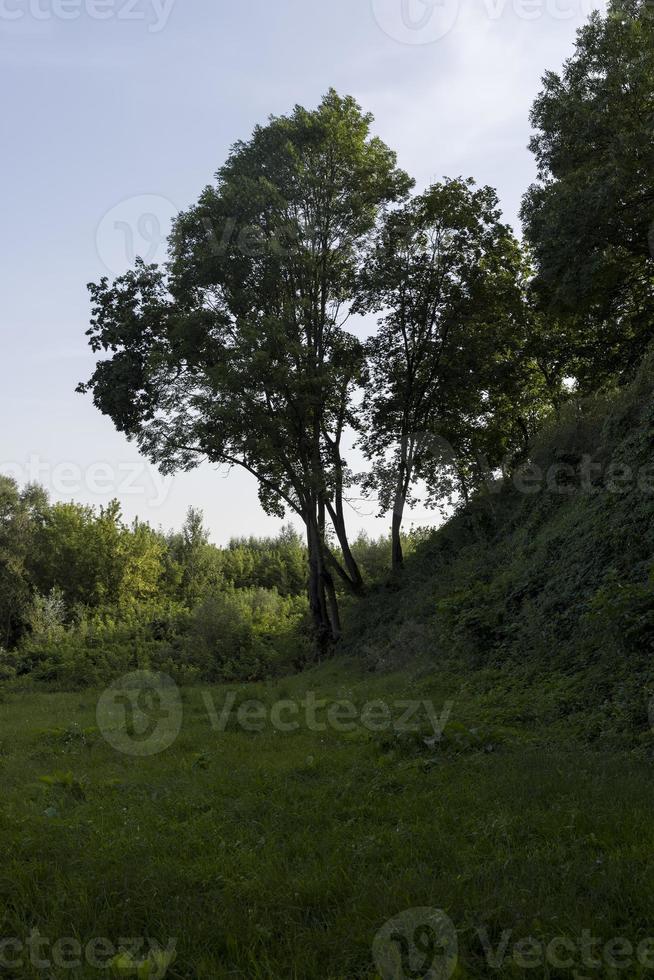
[186,588,309,682]
[3,588,309,689]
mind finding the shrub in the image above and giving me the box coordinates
[3,588,309,689]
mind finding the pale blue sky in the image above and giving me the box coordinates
[0,0,604,543]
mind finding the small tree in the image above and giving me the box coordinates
[28,587,66,641]
[357,179,539,569]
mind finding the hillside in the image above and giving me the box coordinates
[344,350,654,749]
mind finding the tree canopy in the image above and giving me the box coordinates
[521,0,654,388]
[357,179,546,567]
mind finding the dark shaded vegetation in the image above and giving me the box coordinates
[345,349,654,747]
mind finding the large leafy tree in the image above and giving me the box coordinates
[357,179,544,569]
[521,0,654,389]
[79,91,412,651]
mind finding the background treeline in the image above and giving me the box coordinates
[0,483,410,686]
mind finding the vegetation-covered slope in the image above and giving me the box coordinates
[345,352,654,747]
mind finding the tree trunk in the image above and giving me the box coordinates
[391,505,404,571]
[391,441,410,573]
[328,505,365,596]
[305,512,339,655]
[323,567,342,641]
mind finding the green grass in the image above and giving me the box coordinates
[2,660,654,978]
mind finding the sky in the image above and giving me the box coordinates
[0,0,606,545]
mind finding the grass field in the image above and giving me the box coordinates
[2,660,654,979]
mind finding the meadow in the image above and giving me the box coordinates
[3,659,654,979]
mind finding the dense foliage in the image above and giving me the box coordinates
[0,492,314,685]
[346,349,654,740]
[357,178,550,568]
[521,0,654,389]
[0,486,411,686]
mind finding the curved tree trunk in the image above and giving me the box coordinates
[391,507,404,571]
[391,439,411,573]
[306,511,340,655]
